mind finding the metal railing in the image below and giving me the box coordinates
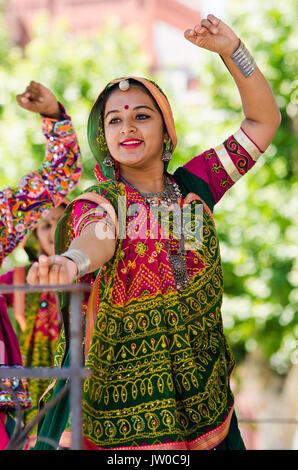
[1,283,297,450]
[0,283,91,450]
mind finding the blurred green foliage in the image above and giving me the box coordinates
[196,0,298,375]
[0,0,297,375]
[0,13,151,192]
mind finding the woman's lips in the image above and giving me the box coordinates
[120,139,142,149]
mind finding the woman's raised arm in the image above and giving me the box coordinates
[0,81,82,263]
[184,14,281,151]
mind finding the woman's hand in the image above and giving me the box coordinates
[27,254,78,285]
[185,14,281,154]
[184,14,239,57]
[16,81,61,119]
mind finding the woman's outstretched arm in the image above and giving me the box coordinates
[184,14,281,151]
[26,222,116,285]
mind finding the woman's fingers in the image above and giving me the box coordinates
[16,81,44,110]
[16,93,29,106]
[207,14,220,26]
[26,255,76,286]
[27,262,39,285]
[185,14,221,42]
[196,18,218,34]
[184,28,195,37]
[184,14,238,55]
[38,255,51,284]
[48,262,61,285]
[193,24,208,35]
[59,266,70,285]
[29,82,44,102]
[25,82,43,103]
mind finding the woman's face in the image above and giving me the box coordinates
[35,206,65,256]
[103,85,168,171]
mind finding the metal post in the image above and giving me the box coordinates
[0,283,90,450]
[69,290,84,450]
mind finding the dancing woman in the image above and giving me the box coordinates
[29,16,280,450]
[0,203,68,446]
[0,82,81,448]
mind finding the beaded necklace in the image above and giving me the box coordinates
[119,175,189,290]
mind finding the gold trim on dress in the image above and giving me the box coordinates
[214,143,242,182]
[233,128,262,161]
[83,405,234,450]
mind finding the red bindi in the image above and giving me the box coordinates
[124,105,129,110]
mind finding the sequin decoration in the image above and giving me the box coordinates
[0,106,82,263]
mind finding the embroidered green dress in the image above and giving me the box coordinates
[34,77,262,451]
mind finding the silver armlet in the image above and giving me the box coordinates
[60,249,91,279]
[230,40,257,78]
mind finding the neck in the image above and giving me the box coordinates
[119,165,166,194]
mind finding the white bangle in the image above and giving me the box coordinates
[61,249,91,279]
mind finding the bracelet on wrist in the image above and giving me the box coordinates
[60,249,91,279]
[229,40,257,78]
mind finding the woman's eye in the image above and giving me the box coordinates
[108,114,150,124]
[109,117,121,124]
[136,113,150,120]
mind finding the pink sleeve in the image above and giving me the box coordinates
[71,195,118,240]
[71,200,99,238]
[183,127,263,204]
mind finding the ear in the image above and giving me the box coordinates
[163,131,169,145]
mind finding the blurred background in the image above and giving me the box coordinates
[0,0,297,450]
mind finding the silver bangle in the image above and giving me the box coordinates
[60,249,91,279]
[230,40,257,78]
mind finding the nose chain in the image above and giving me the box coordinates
[119,175,189,291]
